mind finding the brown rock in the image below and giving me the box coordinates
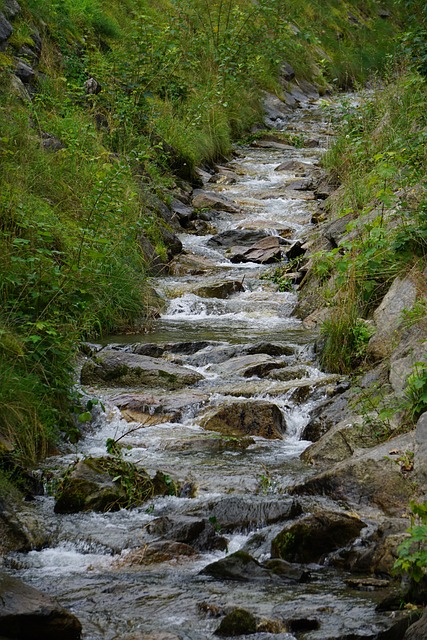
[201,399,286,439]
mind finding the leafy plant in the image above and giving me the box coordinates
[404,361,427,421]
[394,501,427,589]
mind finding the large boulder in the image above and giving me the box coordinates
[271,511,366,564]
[200,551,272,582]
[146,515,227,551]
[210,353,285,378]
[228,236,283,264]
[215,608,257,636]
[192,190,239,213]
[194,280,245,299]
[111,390,208,425]
[368,277,417,360]
[404,608,427,640]
[201,400,286,439]
[80,350,203,389]
[292,433,416,516]
[207,229,271,248]
[0,573,82,640]
[188,495,300,531]
[301,418,378,465]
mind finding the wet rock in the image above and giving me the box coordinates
[285,179,314,191]
[112,390,207,424]
[131,343,166,358]
[368,276,417,360]
[189,495,300,531]
[275,159,314,173]
[192,190,239,213]
[208,229,271,248]
[215,608,257,636]
[194,280,245,299]
[292,433,416,516]
[0,572,82,639]
[118,540,197,565]
[262,91,292,125]
[208,168,238,185]
[245,342,296,357]
[185,344,240,367]
[271,511,366,564]
[263,559,310,582]
[345,577,391,591]
[287,618,320,633]
[266,366,308,382]
[53,457,173,514]
[201,399,286,439]
[80,350,203,389]
[252,139,294,151]
[229,236,283,264]
[147,515,227,551]
[139,236,167,276]
[201,551,272,582]
[211,353,286,378]
[169,252,218,275]
[301,392,351,442]
[125,634,181,640]
[158,226,183,260]
[404,608,427,640]
[285,240,306,262]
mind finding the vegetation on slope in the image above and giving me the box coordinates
[0,0,410,474]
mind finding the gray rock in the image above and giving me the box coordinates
[210,353,282,378]
[415,412,427,491]
[208,229,271,248]
[169,252,218,276]
[10,74,31,102]
[252,139,294,151]
[263,558,310,582]
[147,515,227,551]
[200,551,272,582]
[80,350,203,389]
[84,77,101,95]
[118,540,197,565]
[368,277,417,360]
[192,190,239,213]
[322,212,356,248]
[281,62,295,81]
[189,495,300,531]
[266,366,308,382]
[14,58,35,84]
[201,399,286,439]
[170,198,194,226]
[0,572,82,639]
[262,92,291,125]
[245,342,296,357]
[3,0,21,19]
[111,390,208,425]
[0,13,12,43]
[292,433,416,516]
[41,132,64,151]
[158,225,183,260]
[274,160,314,173]
[231,236,283,264]
[301,418,376,465]
[271,511,366,564]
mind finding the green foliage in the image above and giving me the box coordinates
[394,501,427,586]
[405,361,427,421]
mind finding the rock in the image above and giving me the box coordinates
[281,61,296,81]
[194,280,245,299]
[111,390,207,425]
[291,433,416,516]
[53,457,171,514]
[80,350,203,389]
[210,353,281,378]
[231,236,283,264]
[271,511,366,564]
[262,92,291,125]
[201,400,286,439]
[322,212,355,248]
[285,240,306,262]
[189,495,300,531]
[415,412,427,491]
[118,540,197,565]
[14,58,35,84]
[41,132,64,151]
[208,168,237,185]
[170,198,195,226]
[252,139,294,150]
[84,77,101,95]
[285,179,314,191]
[208,229,271,248]
[263,559,310,582]
[215,608,257,636]
[301,418,378,465]
[10,74,31,102]
[245,342,296,357]
[275,160,314,173]
[389,334,427,397]
[0,573,82,639]
[192,190,239,213]
[404,608,427,640]
[201,551,272,582]
[368,277,417,360]
[315,178,336,200]
[266,366,308,382]
[3,0,21,19]
[158,226,183,260]
[301,392,351,441]
[169,252,218,275]
[287,618,320,633]
[0,13,13,43]
[147,515,227,551]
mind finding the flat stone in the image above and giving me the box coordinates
[194,280,245,299]
[192,190,239,213]
[169,252,218,276]
[200,551,272,582]
[210,353,280,378]
[275,160,314,172]
[118,541,197,565]
[111,391,208,425]
[207,229,270,248]
[0,573,82,639]
[170,198,194,225]
[81,350,204,389]
[252,140,294,150]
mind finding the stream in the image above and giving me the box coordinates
[4,96,400,640]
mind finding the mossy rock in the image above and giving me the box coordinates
[215,608,257,636]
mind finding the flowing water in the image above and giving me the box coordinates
[5,97,398,639]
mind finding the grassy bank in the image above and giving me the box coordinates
[0,0,410,474]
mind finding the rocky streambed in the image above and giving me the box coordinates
[1,90,425,640]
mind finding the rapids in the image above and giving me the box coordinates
[4,96,399,640]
